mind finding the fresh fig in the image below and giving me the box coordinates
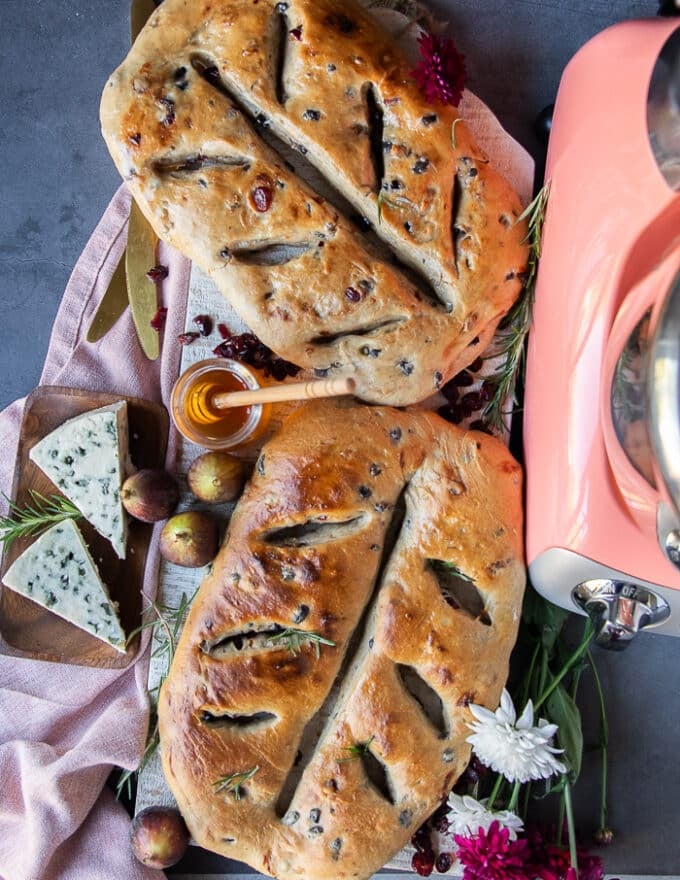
[187,451,245,503]
[121,469,179,523]
[130,805,189,869]
[159,511,219,567]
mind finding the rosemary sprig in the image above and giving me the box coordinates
[429,559,473,582]
[338,735,375,762]
[482,181,550,433]
[377,188,410,224]
[451,117,463,150]
[0,491,81,550]
[212,765,259,800]
[115,704,160,800]
[127,590,195,654]
[268,628,336,658]
[114,591,195,800]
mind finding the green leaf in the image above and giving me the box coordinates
[533,773,567,799]
[522,587,568,652]
[212,766,259,800]
[338,735,375,762]
[268,628,335,658]
[546,682,583,781]
[0,491,82,551]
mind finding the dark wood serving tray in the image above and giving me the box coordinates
[0,386,169,667]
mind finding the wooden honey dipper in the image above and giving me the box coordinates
[211,377,356,409]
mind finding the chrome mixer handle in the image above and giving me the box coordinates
[572,579,671,649]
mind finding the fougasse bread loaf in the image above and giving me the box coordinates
[159,399,525,880]
[100,0,529,405]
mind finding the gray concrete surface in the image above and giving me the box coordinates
[2,1,680,877]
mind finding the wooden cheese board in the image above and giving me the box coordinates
[0,386,169,668]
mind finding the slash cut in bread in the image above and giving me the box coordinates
[100,0,529,405]
[159,399,525,880]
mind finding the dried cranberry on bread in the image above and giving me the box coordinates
[158,399,525,879]
[100,0,528,404]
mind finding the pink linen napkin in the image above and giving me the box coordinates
[0,185,191,880]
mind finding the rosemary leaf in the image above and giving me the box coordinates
[268,628,336,658]
[451,117,463,150]
[338,735,375,762]
[212,765,259,800]
[115,707,160,800]
[0,491,81,551]
[482,181,550,433]
[114,591,195,799]
[428,559,473,582]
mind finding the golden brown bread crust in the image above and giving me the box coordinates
[159,399,525,879]
[100,0,528,405]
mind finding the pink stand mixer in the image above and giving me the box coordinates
[524,17,680,648]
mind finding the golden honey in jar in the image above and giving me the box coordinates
[171,358,269,449]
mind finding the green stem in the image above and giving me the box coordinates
[588,647,609,829]
[564,780,579,875]
[521,639,542,708]
[556,796,565,845]
[534,620,594,711]
[487,773,504,811]
[507,780,521,812]
[520,780,532,821]
[537,646,549,703]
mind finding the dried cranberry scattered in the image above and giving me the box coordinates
[345,286,362,303]
[437,404,465,425]
[469,419,493,435]
[454,755,489,792]
[411,826,432,853]
[213,327,300,379]
[440,381,459,404]
[147,264,169,282]
[468,356,484,373]
[289,26,302,40]
[251,186,273,212]
[150,307,168,331]
[177,331,200,345]
[435,852,453,873]
[451,371,474,387]
[429,800,451,829]
[412,850,435,877]
[480,381,495,402]
[461,391,484,412]
[432,813,450,834]
[193,314,213,336]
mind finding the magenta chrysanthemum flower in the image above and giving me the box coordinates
[524,827,605,880]
[454,820,530,880]
[410,31,466,106]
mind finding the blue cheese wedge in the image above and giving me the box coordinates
[29,401,130,559]
[3,519,127,652]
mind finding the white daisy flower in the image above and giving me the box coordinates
[446,793,524,840]
[465,688,568,783]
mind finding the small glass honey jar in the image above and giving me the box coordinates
[170,358,270,450]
